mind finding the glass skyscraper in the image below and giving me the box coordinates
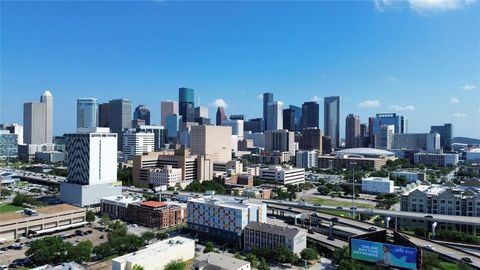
[77,98,98,129]
[179,87,194,122]
[301,101,319,130]
[431,123,453,150]
[324,96,340,148]
[263,93,273,131]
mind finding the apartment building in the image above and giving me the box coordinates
[187,196,267,242]
[100,195,142,220]
[244,222,306,255]
[127,201,185,229]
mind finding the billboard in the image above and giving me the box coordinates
[350,239,417,270]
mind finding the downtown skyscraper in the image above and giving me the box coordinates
[263,92,273,131]
[77,98,98,129]
[134,105,151,125]
[301,101,319,130]
[324,96,340,149]
[345,114,360,148]
[109,98,132,149]
[23,90,53,144]
[179,87,195,123]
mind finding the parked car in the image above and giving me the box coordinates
[423,245,435,250]
[336,207,343,210]
[461,257,473,263]
[368,226,378,232]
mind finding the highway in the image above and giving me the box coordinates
[266,202,480,269]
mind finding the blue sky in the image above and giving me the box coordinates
[1,0,479,138]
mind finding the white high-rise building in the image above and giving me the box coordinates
[222,119,244,140]
[266,101,283,130]
[60,128,122,207]
[23,90,53,144]
[295,150,318,169]
[122,130,155,161]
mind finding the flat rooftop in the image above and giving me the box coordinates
[194,252,250,269]
[0,204,84,223]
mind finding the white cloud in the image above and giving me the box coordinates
[408,0,475,13]
[373,0,395,11]
[390,104,416,111]
[386,76,399,81]
[257,94,263,99]
[358,100,381,108]
[461,84,476,90]
[449,97,459,104]
[312,96,320,102]
[210,99,228,108]
[453,112,467,118]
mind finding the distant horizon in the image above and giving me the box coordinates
[1,1,479,137]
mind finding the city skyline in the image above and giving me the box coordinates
[1,1,479,137]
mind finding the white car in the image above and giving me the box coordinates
[423,244,435,250]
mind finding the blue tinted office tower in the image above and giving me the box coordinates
[283,109,296,132]
[133,105,151,125]
[301,101,319,130]
[244,118,264,133]
[324,96,340,148]
[166,114,182,139]
[267,101,283,131]
[179,87,195,122]
[77,98,98,129]
[230,115,245,121]
[263,93,273,131]
[288,105,302,132]
[109,99,132,150]
[371,113,407,135]
[430,123,453,150]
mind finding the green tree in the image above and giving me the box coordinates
[257,258,270,270]
[26,236,69,266]
[0,188,12,198]
[100,213,111,227]
[68,240,93,263]
[155,232,169,240]
[317,185,331,195]
[272,245,297,264]
[423,252,440,270]
[234,252,243,260]
[376,193,399,210]
[300,248,319,261]
[86,210,96,223]
[163,259,186,270]
[204,241,214,253]
[132,265,145,270]
[141,231,156,243]
[245,253,258,268]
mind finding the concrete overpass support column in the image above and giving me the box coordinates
[384,217,391,229]
[395,217,398,230]
[432,222,438,239]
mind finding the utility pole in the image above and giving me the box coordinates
[351,161,357,219]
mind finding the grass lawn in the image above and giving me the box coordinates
[305,197,372,208]
[0,203,24,213]
[438,261,460,270]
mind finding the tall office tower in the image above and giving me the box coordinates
[324,96,340,149]
[3,123,23,145]
[357,123,369,148]
[98,103,110,127]
[360,123,368,137]
[161,100,178,126]
[222,119,244,140]
[266,101,283,130]
[301,101,319,130]
[134,105,151,125]
[166,114,182,140]
[283,108,296,132]
[289,105,302,132]
[376,125,394,150]
[216,106,227,126]
[77,98,98,129]
[244,118,264,133]
[109,99,132,150]
[265,130,295,154]
[230,115,245,121]
[60,128,122,207]
[431,123,453,150]
[371,113,407,135]
[263,92,274,131]
[300,128,323,152]
[122,130,155,161]
[345,114,361,148]
[322,136,333,154]
[136,125,168,150]
[179,87,195,122]
[23,90,53,144]
[191,125,232,163]
[195,106,209,119]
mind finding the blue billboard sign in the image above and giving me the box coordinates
[350,239,417,270]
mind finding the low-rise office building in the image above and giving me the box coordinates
[244,222,307,255]
[259,165,305,185]
[391,171,426,183]
[100,195,142,220]
[414,152,459,167]
[147,165,182,187]
[127,201,185,229]
[361,177,394,194]
[0,204,86,241]
[242,187,272,199]
[112,236,195,270]
[187,196,267,242]
[318,155,389,171]
[193,252,251,270]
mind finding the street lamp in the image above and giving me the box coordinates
[350,161,357,219]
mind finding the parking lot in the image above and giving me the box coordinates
[0,225,108,268]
